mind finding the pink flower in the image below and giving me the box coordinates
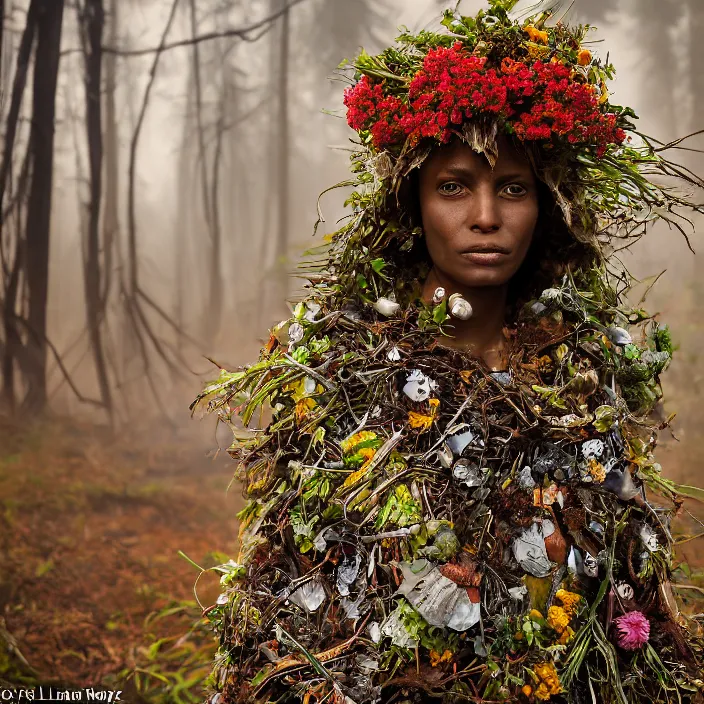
[613,611,650,650]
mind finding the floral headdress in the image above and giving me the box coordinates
[321,0,702,310]
[193,3,704,704]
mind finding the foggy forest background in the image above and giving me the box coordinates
[0,0,702,454]
[1,0,702,451]
[1,0,704,696]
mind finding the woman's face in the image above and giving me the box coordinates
[418,137,539,290]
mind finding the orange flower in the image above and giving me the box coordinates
[295,397,316,424]
[533,662,562,700]
[555,588,582,617]
[578,48,592,66]
[525,25,549,44]
[522,684,533,697]
[588,457,606,483]
[558,625,575,644]
[429,649,453,667]
[547,605,570,634]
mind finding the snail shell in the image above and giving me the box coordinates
[373,297,400,317]
[432,286,446,305]
[448,293,473,321]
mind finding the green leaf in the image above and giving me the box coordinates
[432,300,448,325]
[371,258,387,274]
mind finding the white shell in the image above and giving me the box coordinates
[402,369,438,402]
[432,286,446,305]
[616,581,634,600]
[581,438,605,460]
[512,521,553,578]
[607,326,632,346]
[288,322,304,344]
[288,578,326,612]
[373,297,400,317]
[582,552,599,577]
[640,524,659,552]
[448,293,473,320]
[436,443,453,468]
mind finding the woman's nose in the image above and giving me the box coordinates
[469,186,501,233]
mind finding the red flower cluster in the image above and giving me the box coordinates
[343,43,626,158]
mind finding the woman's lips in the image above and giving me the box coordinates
[460,249,509,266]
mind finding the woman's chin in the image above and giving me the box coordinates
[454,270,513,289]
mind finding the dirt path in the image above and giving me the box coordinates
[0,418,240,699]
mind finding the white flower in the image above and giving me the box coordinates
[387,346,401,362]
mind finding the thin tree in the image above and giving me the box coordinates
[23,0,66,414]
[0,2,37,410]
[101,0,119,310]
[77,0,112,420]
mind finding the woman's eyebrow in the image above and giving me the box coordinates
[437,165,479,179]
[438,165,532,183]
[495,171,534,184]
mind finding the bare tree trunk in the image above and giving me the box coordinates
[0,2,36,217]
[79,0,112,421]
[22,0,65,414]
[0,4,36,411]
[101,0,119,309]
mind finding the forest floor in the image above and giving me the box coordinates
[0,416,240,703]
[0,417,702,703]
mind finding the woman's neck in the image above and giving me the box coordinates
[421,267,509,370]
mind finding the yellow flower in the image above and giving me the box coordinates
[578,48,592,66]
[547,605,570,634]
[598,80,609,104]
[588,457,606,483]
[535,683,550,701]
[295,397,316,424]
[429,649,453,667]
[555,588,582,617]
[522,685,533,697]
[525,25,549,44]
[408,398,440,433]
[533,662,562,700]
[527,43,550,60]
[558,625,575,644]
[529,609,544,621]
[341,430,377,454]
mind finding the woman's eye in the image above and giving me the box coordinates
[438,182,463,196]
[503,183,527,197]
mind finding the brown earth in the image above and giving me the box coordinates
[0,417,240,701]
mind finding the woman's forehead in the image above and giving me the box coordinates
[422,136,533,176]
